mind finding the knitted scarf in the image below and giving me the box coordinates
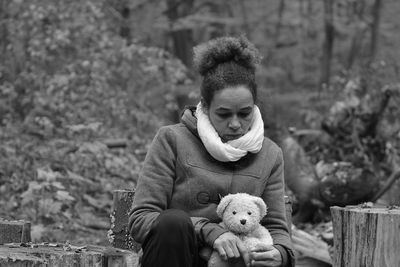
[195,102,264,162]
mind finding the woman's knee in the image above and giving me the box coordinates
[153,209,193,232]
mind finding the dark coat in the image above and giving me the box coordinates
[129,107,294,266]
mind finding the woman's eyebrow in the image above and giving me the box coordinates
[215,107,232,111]
[240,106,253,111]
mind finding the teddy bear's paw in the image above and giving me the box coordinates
[207,251,234,267]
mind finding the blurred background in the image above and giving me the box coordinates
[0,0,399,263]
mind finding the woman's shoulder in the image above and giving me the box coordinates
[155,123,194,140]
[262,136,282,153]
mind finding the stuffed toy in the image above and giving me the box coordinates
[207,193,273,267]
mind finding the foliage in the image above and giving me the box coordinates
[287,62,400,211]
[0,0,192,245]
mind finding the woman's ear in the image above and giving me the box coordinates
[216,194,234,218]
[252,196,267,220]
[200,98,208,110]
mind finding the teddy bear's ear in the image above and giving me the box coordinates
[252,196,267,219]
[216,194,235,218]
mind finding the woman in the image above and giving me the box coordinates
[129,36,295,267]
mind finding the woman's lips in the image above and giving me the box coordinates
[223,134,243,141]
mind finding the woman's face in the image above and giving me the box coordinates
[207,86,255,142]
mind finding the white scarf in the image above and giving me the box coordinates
[195,102,264,162]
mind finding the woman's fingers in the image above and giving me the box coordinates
[213,233,247,262]
[215,245,228,261]
[236,241,251,266]
[250,247,282,267]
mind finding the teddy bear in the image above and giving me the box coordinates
[207,193,273,267]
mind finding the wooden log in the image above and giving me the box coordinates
[330,205,400,267]
[296,257,332,267]
[108,189,141,252]
[0,219,31,244]
[0,243,138,267]
[291,226,332,264]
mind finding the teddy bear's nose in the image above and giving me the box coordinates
[240,219,246,225]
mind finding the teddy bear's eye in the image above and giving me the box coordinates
[247,212,252,215]
[232,211,237,215]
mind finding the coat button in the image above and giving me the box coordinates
[197,192,210,204]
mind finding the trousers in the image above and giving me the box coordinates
[141,209,208,267]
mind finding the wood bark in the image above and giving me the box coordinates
[0,219,31,244]
[330,205,400,267]
[109,190,141,252]
[0,244,138,267]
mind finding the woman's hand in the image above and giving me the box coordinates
[213,232,251,266]
[250,243,282,267]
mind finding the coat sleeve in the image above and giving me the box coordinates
[128,127,177,244]
[128,126,227,246]
[261,148,296,267]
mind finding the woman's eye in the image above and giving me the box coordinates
[239,112,251,118]
[232,211,237,215]
[247,212,252,215]
[217,113,230,118]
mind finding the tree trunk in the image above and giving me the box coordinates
[166,0,194,68]
[238,0,250,37]
[0,219,31,244]
[331,205,400,267]
[274,0,286,48]
[346,0,368,70]
[346,22,368,70]
[320,0,335,86]
[109,189,141,252]
[369,0,383,63]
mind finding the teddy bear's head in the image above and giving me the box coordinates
[216,193,267,234]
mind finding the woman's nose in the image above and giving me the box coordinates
[229,117,241,130]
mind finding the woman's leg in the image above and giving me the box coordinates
[141,209,206,267]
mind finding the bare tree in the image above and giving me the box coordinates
[320,0,335,86]
[369,0,383,63]
[274,0,286,48]
[237,0,250,37]
[346,0,368,70]
[166,0,194,67]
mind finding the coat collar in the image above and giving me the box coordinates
[180,105,199,138]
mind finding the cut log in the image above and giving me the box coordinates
[0,219,31,244]
[0,243,139,267]
[108,189,141,252]
[296,257,332,267]
[291,226,332,264]
[330,205,400,267]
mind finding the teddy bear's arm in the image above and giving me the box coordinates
[248,226,274,245]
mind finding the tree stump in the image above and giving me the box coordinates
[0,219,31,244]
[330,205,400,267]
[108,189,141,252]
[0,243,138,266]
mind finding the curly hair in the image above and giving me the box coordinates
[193,36,262,106]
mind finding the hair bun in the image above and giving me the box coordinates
[193,35,262,76]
